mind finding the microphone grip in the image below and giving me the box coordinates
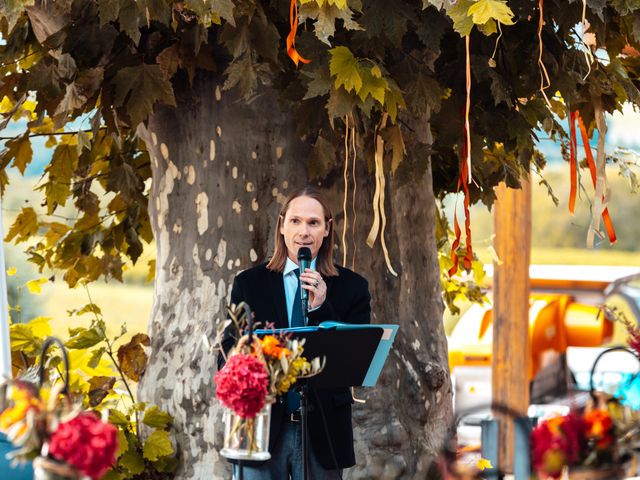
[299,259,310,301]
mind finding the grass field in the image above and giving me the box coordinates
[42,281,153,341]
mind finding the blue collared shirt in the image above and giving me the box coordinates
[283,257,318,326]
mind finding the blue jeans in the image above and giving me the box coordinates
[233,420,343,480]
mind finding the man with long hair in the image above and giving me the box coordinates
[221,186,371,480]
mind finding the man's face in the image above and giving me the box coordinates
[280,196,330,263]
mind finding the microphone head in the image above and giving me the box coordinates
[297,247,312,261]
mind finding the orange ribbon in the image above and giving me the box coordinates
[568,110,578,214]
[448,136,473,277]
[286,0,311,66]
[576,114,617,244]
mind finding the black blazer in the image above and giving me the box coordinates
[218,262,371,469]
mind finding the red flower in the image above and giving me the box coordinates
[531,413,586,478]
[215,354,269,419]
[48,412,118,480]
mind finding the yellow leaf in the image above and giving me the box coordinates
[146,259,156,284]
[467,0,514,26]
[6,267,16,276]
[5,207,39,244]
[43,221,71,247]
[477,458,493,470]
[68,349,114,378]
[371,64,382,78]
[27,316,52,338]
[0,96,14,113]
[25,278,48,294]
[329,46,363,93]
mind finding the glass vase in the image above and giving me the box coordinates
[220,404,271,461]
[32,456,82,480]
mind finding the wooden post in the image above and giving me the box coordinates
[492,176,531,474]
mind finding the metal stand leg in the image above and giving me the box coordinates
[300,385,309,480]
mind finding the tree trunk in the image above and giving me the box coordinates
[322,128,453,479]
[138,73,452,479]
[137,72,308,478]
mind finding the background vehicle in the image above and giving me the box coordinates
[448,265,640,444]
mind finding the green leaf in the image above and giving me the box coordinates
[101,469,126,480]
[325,87,356,125]
[142,405,173,429]
[329,46,362,93]
[357,67,388,105]
[113,64,176,128]
[120,449,145,474]
[446,0,475,36]
[222,53,258,98]
[98,0,121,25]
[143,430,174,461]
[118,0,141,45]
[109,409,130,426]
[303,67,332,100]
[76,303,103,316]
[5,207,39,244]
[301,2,361,45]
[467,0,514,26]
[88,346,107,369]
[308,135,336,179]
[66,326,105,349]
[9,323,41,355]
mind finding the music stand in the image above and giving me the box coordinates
[285,326,386,480]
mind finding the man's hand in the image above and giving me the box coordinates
[300,268,326,309]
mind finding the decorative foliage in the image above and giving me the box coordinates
[2,1,640,321]
[6,290,176,479]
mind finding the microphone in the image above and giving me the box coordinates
[297,246,312,305]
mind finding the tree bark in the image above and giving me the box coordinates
[138,73,453,479]
[322,127,453,479]
[137,72,308,478]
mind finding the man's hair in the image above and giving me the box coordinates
[266,186,339,277]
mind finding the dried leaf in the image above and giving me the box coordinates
[117,333,150,382]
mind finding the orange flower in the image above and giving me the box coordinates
[0,384,41,431]
[260,335,291,359]
[583,409,614,449]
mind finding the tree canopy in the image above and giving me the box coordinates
[1,0,640,284]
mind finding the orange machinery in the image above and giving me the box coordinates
[448,293,613,380]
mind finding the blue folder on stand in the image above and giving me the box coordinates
[255,321,398,388]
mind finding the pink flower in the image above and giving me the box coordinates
[49,412,118,480]
[215,354,269,418]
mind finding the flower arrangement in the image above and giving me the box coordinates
[1,337,119,480]
[214,303,324,457]
[530,400,637,479]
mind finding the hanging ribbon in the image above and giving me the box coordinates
[448,36,474,278]
[366,113,398,277]
[341,115,350,267]
[464,35,472,184]
[350,115,358,271]
[448,133,473,277]
[568,110,578,214]
[286,0,311,66]
[537,0,553,110]
[576,113,617,245]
